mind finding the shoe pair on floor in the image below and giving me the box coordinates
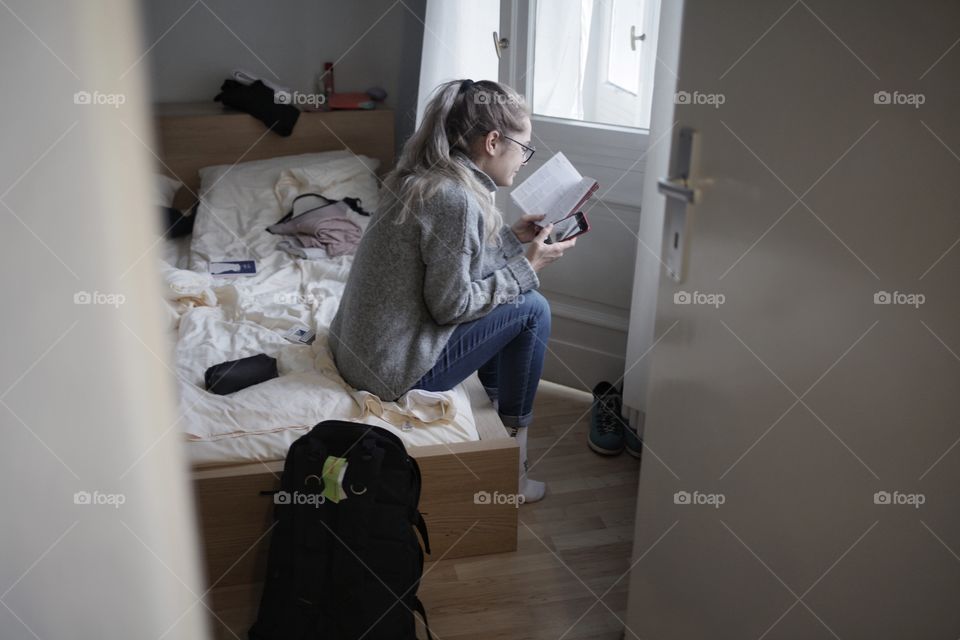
[589,381,642,458]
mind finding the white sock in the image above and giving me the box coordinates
[512,426,545,503]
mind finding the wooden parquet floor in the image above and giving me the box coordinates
[418,380,641,640]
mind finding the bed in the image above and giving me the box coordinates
[153,103,519,635]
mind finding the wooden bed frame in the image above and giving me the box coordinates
[153,104,519,636]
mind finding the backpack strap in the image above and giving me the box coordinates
[290,440,330,612]
[412,595,433,640]
[414,510,431,555]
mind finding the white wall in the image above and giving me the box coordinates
[1,1,208,638]
[138,0,427,151]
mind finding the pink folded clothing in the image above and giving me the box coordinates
[266,195,363,257]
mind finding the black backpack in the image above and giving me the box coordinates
[249,421,433,640]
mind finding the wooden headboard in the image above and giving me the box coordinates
[153,102,395,208]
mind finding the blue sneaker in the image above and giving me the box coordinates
[588,381,625,455]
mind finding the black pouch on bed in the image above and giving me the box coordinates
[249,421,433,640]
[160,205,195,238]
[214,79,300,137]
[204,353,278,395]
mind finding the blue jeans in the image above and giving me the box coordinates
[409,290,551,429]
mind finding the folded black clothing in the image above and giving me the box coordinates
[204,353,279,395]
[160,206,195,238]
[214,79,300,137]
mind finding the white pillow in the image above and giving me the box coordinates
[154,174,182,207]
[198,150,354,194]
[274,155,381,214]
[189,151,382,268]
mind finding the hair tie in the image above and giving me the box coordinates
[459,79,474,93]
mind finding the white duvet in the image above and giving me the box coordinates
[160,151,479,455]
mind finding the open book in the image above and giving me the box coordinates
[510,152,599,227]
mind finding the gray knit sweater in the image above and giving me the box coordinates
[328,150,540,401]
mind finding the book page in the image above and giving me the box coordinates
[511,152,592,224]
[554,177,598,222]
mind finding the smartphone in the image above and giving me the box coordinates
[545,211,590,244]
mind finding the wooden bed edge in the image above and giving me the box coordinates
[190,435,517,480]
[193,441,518,588]
[191,374,520,597]
[191,373,514,480]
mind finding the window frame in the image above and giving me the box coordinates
[500,0,661,134]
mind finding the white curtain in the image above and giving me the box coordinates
[415,0,597,125]
[416,0,500,128]
[532,0,595,120]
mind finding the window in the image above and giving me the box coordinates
[530,0,660,130]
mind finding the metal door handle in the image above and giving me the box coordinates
[657,127,698,203]
[657,177,696,203]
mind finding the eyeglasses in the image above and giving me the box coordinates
[502,135,536,164]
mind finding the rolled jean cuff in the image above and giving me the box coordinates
[498,411,532,429]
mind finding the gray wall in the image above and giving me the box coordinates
[137,0,426,151]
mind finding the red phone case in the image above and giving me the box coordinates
[559,211,590,241]
[544,211,590,243]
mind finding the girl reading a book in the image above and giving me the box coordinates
[329,79,576,502]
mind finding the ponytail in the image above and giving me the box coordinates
[382,79,530,245]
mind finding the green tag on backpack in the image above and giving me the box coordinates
[321,456,348,503]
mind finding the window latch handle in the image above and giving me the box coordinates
[630,25,646,51]
[493,31,510,60]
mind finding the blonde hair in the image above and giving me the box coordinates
[382,79,530,245]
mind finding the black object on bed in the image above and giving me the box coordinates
[160,205,195,238]
[214,79,300,137]
[204,353,279,395]
[270,193,372,226]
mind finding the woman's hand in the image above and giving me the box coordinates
[525,223,577,272]
[511,213,548,244]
